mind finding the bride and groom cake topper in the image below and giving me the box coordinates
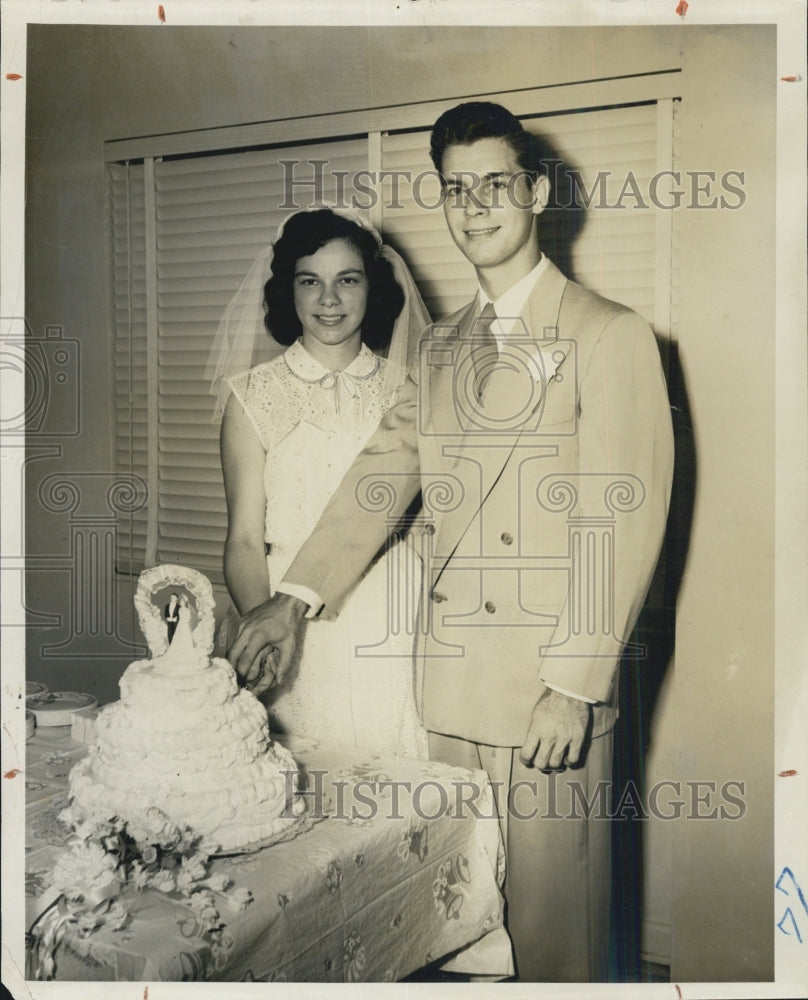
[164,592,190,646]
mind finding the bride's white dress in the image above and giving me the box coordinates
[226,339,428,758]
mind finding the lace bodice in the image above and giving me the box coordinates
[224,339,427,759]
[227,340,398,583]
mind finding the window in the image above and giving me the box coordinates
[108,75,679,583]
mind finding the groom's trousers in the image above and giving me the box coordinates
[429,729,613,983]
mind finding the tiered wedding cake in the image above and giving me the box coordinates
[65,565,306,854]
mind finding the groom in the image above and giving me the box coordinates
[229,102,674,981]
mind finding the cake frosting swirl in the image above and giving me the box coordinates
[65,565,306,854]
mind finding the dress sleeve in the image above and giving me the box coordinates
[227,365,296,450]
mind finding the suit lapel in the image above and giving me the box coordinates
[521,257,568,353]
[429,260,571,582]
[428,300,479,441]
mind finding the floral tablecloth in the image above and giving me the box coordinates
[25,727,513,982]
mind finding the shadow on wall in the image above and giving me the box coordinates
[610,339,696,980]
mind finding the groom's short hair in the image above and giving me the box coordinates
[429,101,549,184]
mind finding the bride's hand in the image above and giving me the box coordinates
[227,593,308,697]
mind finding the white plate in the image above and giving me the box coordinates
[27,691,98,727]
[26,681,49,701]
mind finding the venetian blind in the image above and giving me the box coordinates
[110,93,676,584]
[110,162,148,574]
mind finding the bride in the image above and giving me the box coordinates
[208,208,430,758]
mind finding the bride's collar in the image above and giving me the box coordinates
[285,338,380,381]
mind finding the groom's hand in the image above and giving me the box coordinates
[519,688,591,771]
[227,593,308,697]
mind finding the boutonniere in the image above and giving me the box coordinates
[527,344,569,385]
[498,342,568,387]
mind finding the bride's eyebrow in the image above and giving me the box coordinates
[294,268,365,277]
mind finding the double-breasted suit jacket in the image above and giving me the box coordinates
[285,258,674,748]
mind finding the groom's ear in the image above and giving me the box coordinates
[531,174,552,217]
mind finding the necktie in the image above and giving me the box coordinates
[471,301,498,402]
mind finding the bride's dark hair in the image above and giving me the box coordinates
[264,209,405,349]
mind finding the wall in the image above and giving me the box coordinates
[670,25,775,980]
[23,22,775,981]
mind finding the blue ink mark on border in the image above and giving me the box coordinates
[777,908,803,943]
[776,867,808,943]
[776,867,808,914]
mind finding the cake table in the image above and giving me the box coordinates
[25,724,513,982]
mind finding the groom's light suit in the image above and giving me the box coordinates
[283,257,674,979]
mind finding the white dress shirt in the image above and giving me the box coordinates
[477,253,550,349]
